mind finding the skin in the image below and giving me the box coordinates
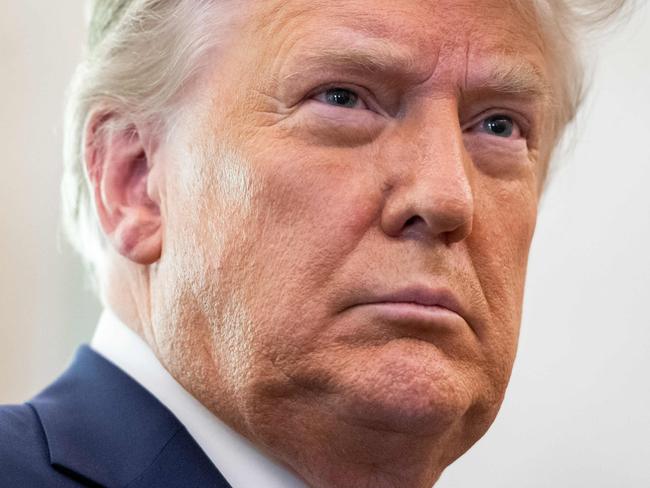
[88,0,557,486]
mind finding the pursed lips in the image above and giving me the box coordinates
[344,285,468,325]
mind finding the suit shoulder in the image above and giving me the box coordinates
[0,403,76,487]
[0,402,44,455]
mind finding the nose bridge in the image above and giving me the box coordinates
[415,111,471,198]
[380,102,474,243]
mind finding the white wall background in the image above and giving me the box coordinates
[1,1,648,486]
[0,0,100,403]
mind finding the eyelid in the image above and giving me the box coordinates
[307,83,382,113]
[463,109,530,139]
[312,86,369,110]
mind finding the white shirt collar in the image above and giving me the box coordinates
[90,308,309,488]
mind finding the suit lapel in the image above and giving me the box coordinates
[29,346,231,488]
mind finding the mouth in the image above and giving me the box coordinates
[343,286,468,328]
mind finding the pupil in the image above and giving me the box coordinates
[486,117,513,137]
[326,88,357,107]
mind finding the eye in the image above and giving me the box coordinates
[313,87,368,110]
[478,115,521,138]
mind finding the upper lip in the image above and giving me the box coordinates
[351,286,466,318]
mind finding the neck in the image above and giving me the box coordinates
[101,253,156,342]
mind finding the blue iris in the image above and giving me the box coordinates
[483,115,514,138]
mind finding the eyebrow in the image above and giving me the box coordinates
[280,38,426,84]
[466,56,553,102]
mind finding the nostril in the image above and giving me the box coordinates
[403,215,422,228]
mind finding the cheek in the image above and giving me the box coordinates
[227,145,384,352]
[246,144,382,284]
[151,139,264,381]
[469,179,538,361]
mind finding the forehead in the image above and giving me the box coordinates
[236,0,550,103]
[246,0,546,64]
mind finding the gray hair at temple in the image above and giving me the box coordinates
[60,0,630,287]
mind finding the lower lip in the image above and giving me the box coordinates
[353,302,462,325]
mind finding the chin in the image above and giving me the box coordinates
[338,339,477,436]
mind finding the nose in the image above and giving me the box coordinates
[380,111,474,245]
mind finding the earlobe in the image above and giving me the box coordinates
[85,113,163,265]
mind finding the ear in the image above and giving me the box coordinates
[85,112,162,265]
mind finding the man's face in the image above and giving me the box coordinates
[152,0,551,482]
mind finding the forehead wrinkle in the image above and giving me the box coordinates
[278,31,435,85]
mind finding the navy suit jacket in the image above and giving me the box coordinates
[0,346,232,487]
